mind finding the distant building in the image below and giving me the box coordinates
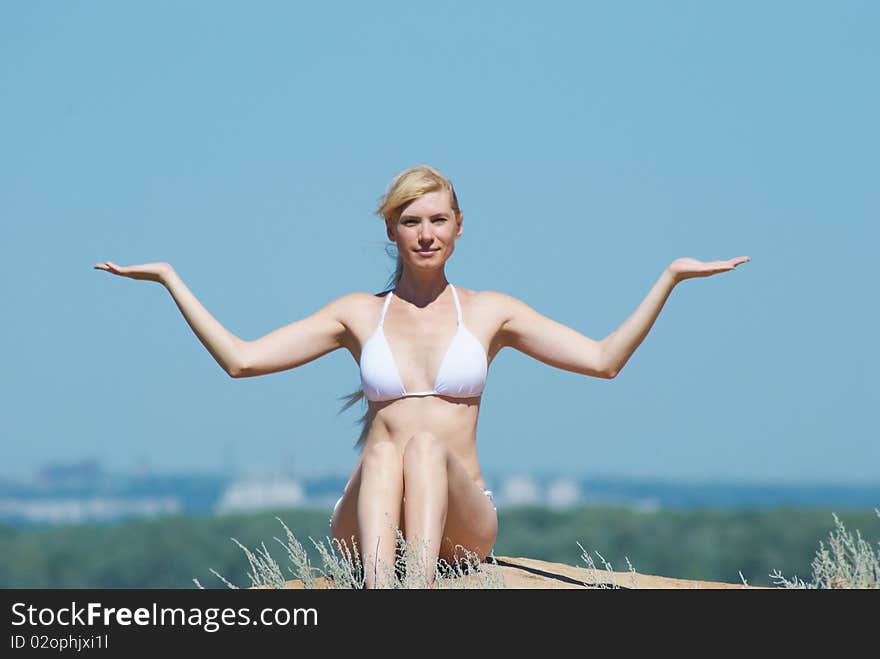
[0,496,181,525]
[499,475,541,506]
[214,475,306,514]
[35,460,104,489]
[546,477,582,509]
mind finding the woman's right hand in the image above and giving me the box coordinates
[93,261,175,285]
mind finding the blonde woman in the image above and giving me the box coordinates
[95,165,750,588]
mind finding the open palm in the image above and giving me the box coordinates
[93,261,173,284]
[668,256,750,283]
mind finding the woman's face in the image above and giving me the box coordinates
[387,190,462,272]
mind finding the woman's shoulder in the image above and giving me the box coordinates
[325,290,389,322]
[342,290,390,300]
[331,290,390,305]
[459,287,520,307]
[458,287,523,319]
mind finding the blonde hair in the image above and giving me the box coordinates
[338,165,463,450]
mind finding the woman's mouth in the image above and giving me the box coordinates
[416,249,439,256]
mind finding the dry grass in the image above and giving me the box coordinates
[194,509,880,590]
[576,541,640,588]
[770,509,880,589]
[193,516,505,589]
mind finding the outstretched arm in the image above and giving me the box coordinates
[491,291,613,379]
[601,256,750,377]
[166,265,351,377]
[492,255,749,380]
[94,261,248,376]
[162,267,253,376]
[94,261,351,378]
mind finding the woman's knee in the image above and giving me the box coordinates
[361,441,403,472]
[403,431,447,470]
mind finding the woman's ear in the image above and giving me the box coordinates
[456,213,464,238]
[386,221,395,242]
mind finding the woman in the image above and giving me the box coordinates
[95,164,750,588]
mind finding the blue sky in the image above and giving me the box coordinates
[1,2,877,485]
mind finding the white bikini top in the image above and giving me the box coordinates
[359,284,488,402]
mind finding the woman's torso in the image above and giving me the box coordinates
[340,285,505,491]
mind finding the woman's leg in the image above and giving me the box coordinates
[331,441,405,589]
[402,431,499,587]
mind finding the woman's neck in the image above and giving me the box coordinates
[394,270,449,307]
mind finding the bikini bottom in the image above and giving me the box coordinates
[329,488,496,527]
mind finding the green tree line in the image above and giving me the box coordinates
[0,506,876,588]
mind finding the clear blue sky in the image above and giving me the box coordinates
[2,2,876,485]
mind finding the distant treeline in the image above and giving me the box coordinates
[0,506,877,588]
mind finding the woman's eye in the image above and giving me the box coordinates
[402,218,445,225]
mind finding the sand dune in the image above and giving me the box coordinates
[266,554,765,589]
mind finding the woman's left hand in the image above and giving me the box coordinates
[667,256,751,283]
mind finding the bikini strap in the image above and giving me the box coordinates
[449,284,463,325]
[378,291,394,327]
